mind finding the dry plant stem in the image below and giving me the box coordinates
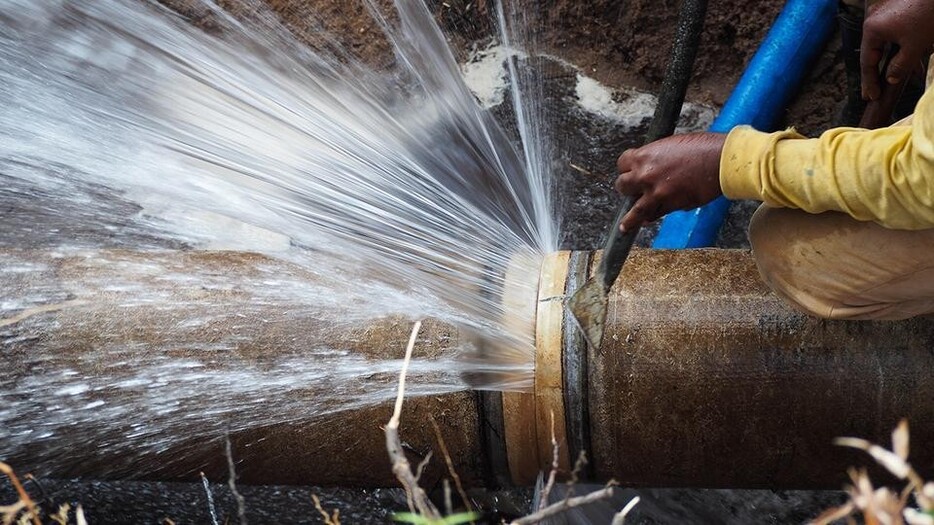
[511,484,618,525]
[49,504,70,525]
[568,450,588,485]
[611,496,641,525]
[538,411,560,511]
[0,463,39,525]
[443,479,453,516]
[812,419,934,525]
[224,435,248,525]
[810,501,857,525]
[311,494,341,525]
[386,320,440,519]
[428,414,474,513]
[414,452,434,483]
[200,472,220,525]
[0,501,26,525]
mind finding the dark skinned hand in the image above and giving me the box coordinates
[614,132,726,232]
[860,0,934,101]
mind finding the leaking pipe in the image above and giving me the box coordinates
[500,250,934,488]
[2,249,933,488]
[652,0,838,248]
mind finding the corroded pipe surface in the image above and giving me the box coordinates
[501,249,934,488]
[587,248,934,488]
[3,248,933,489]
[0,249,485,487]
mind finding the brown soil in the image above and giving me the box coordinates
[314,0,839,130]
[167,0,847,134]
[537,0,785,106]
[530,0,845,133]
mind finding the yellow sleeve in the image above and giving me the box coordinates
[719,84,934,230]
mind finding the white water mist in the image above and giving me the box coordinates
[0,0,560,475]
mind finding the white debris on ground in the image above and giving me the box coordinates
[459,45,513,108]
[573,74,657,126]
[461,44,716,133]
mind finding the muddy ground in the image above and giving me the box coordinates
[240,0,839,111]
[254,0,846,135]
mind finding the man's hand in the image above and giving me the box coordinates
[614,132,726,232]
[860,0,934,101]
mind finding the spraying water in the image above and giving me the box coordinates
[0,0,561,475]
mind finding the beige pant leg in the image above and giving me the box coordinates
[749,205,934,320]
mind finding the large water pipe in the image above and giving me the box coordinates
[1,249,932,488]
[653,0,838,248]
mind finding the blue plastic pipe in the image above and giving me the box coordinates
[652,0,838,249]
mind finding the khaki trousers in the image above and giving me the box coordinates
[749,206,934,320]
[747,43,933,321]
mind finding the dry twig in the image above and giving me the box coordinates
[0,462,39,525]
[48,505,70,525]
[538,411,560,511]
[224,435,248,525]
[566,450,589,488]
[611,496,641,525]
[812,419,934,525]
[385,320,440,519]
[428,414,473,514]
[311,494,341,525]
[414,452,434,484]
[442,479,453,516]
[0,502,25,525]
[511,484,619,525]
[521,411,628,523]
[200,472,219,525]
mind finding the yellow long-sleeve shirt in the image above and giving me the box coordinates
[720,74,934,230]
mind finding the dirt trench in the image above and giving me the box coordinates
[254,0,845,135]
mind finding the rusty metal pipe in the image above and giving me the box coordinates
[2,249,933,488]
[501,250,934,488]
[0,249,487,487]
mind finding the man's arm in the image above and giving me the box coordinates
[721,82,934,230]
[614,0,934,233]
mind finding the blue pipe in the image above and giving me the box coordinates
[652,0,838,249]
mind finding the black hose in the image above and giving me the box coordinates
[599,0,708,290]
[644,0,709,143]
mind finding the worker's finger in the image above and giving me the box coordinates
[616,148,638,174]
[620,196,654,233]
[884,47,917,85]
[859,33,885,100]
[613,171,641,195]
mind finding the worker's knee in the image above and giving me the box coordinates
[747,204,776,263]
[748,206,837,319]
[749,205,934,320]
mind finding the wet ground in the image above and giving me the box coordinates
[0,477,849,524]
